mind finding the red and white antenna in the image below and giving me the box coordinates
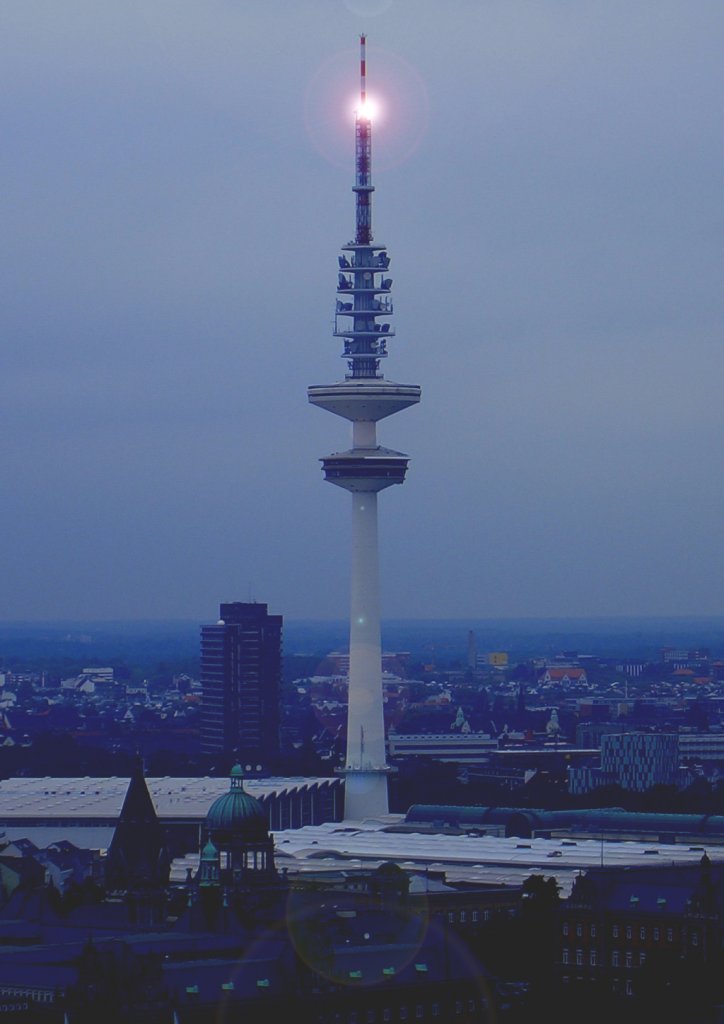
[354,35,373,244]
[360,33,367,107]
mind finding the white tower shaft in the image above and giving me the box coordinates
[344,488,390,815]
[348,492,382,767]
[308,38,420,821]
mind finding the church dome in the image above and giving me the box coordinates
[205,765,268,840]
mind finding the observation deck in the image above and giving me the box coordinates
[319,445,410,492]
[308,379,421,422]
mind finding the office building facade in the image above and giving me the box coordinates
[200,602,282,770]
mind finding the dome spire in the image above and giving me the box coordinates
[229,763,246,791]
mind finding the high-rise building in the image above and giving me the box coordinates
[200,602,282,771]
[308,37,421,819]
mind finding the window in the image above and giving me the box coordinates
[625,926,632,939]
[639,927,646,941]
[576,924,583,937]
[467,1001,475,1013]
[384,1011,391,1023]
[415,1008,423,1020]
[625,980,633,997]
[590,925,597,938]
[692,931,699,947]
[612,924,619,938]
[563,923,569,936]
[590,950,597,967]
[472,911,478,923]
[612,951,619,967]
[367,1013,375,1024]
[483,910,490,922]
[653,928,660,941]
[400,1008,408,1021]
[431,1006,439,1018]
[625,953,632,968]
[455,1001,462,1016]
[639,953,646,966]
[562,949,569,965]
[460,911,466,923]
[447,913,454,924]
[667,928,673,942]
[576,949,583,966]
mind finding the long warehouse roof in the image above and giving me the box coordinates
[0,775,340,821]
[263,819,724,896]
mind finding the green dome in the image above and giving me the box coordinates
[205,764,268,839]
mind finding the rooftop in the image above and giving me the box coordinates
[262,817,724,897]
[0,776,340,823]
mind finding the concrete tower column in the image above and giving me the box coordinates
[308,37,420,820]
[345,489,390,815]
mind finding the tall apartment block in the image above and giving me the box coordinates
[200,602,282,771]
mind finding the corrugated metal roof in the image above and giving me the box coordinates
[0,776,340,822]
[264,819,724,897]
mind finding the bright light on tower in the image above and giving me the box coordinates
[355,95,379,121]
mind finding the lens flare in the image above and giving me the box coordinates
[356,95,380,122]
[304,46,429,173]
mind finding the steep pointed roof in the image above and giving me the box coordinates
[105,757,170,890]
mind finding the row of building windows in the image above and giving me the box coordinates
[446,910,489,924]
[562,922,680,942]
[0,989,54,1005]
[335,999,484,1024]
[562,948,650,968]
[562,949,598,966]
[562,923,597,938]
[561,976,635,996]
[446,908,517,925]
[563,940,701,969]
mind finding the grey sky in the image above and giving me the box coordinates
[1,1,723,620]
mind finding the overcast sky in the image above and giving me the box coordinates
[1,0,723,621]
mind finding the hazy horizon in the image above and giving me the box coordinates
[1,615,723,666]
[1,614,723,626]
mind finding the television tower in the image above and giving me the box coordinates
[308,36,421,820]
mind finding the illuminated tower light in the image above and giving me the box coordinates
[308,36,421,820]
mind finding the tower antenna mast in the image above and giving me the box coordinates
[355,34,373,247]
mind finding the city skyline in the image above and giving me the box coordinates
[2,2,723,621]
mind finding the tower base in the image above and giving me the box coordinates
[337,766,393,821]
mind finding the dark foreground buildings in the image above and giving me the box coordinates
[200,602,282,770]
[6,765,724,1021]
[554,858,724,1023]
[0,764,508,1023]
